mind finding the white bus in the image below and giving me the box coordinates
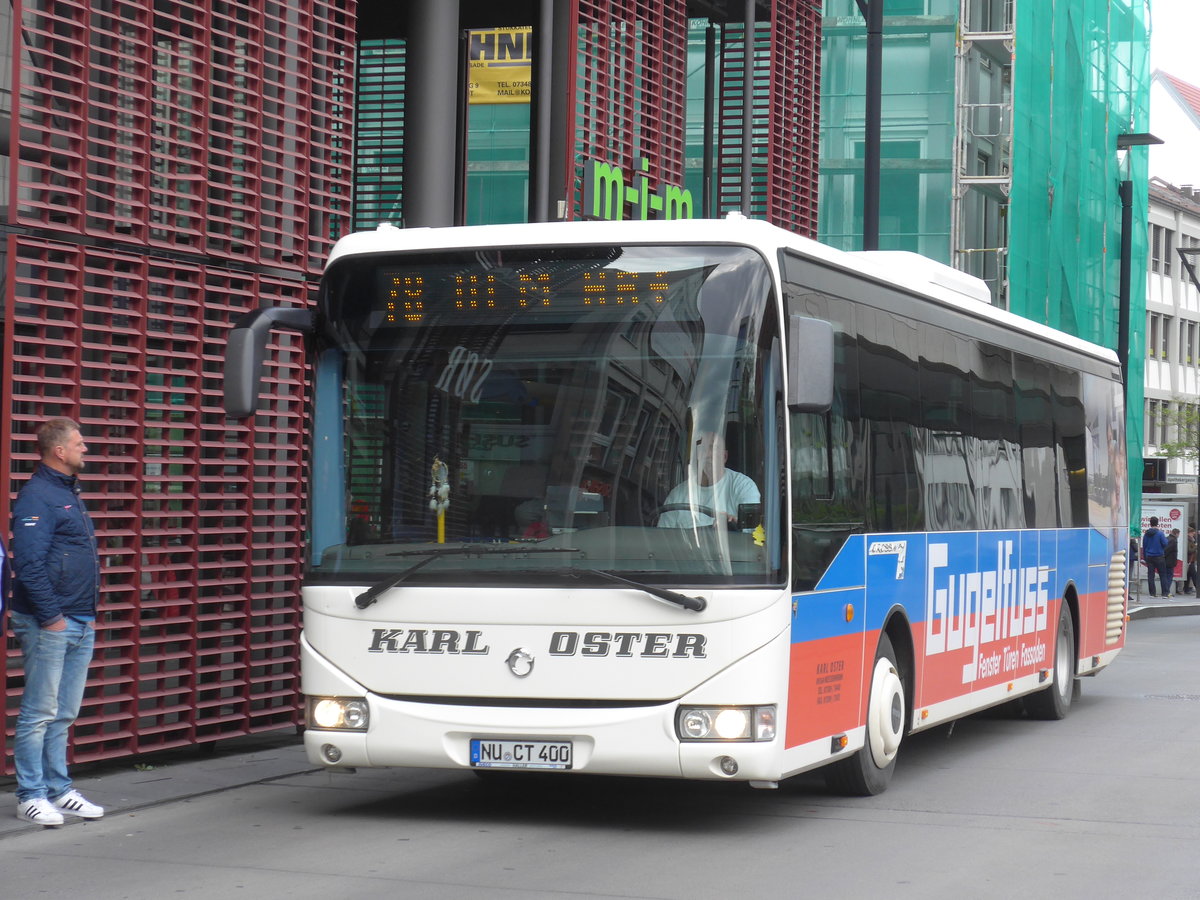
[225,215,1128,794]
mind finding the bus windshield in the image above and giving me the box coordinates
[308,243,784,587]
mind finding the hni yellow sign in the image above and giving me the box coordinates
[468,27,532,105]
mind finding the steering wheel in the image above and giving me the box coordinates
[656,502,723,526]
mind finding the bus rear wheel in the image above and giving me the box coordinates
[825,634,905,796]
[1024,601,1075,720]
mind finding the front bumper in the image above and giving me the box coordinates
[302,635,786,782]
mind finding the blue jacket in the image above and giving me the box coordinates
[1142,526,1168,559]
[9,463,100,626]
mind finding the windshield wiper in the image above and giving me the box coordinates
[354,545,578,609]
[543,567,706,612]
[585,569,707,612]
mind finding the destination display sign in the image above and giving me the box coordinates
[378,265,675,325]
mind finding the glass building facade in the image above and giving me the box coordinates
[819,0,956,260]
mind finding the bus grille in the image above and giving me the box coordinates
[1106,550,1127,645]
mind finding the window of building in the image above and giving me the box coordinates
[1151,224,1176,275]
[1148,312,1160,358]
[851,139,925,254]
[1182,235,1200,286]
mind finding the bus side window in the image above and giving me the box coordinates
[971,344,1021,530]
[919,331,977,531]
[785,289,866,592]
[1051,367,1088,528]
[1015,356,1058,528]
[857,310,922,534]
[791,411,832,502]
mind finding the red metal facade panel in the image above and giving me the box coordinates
[568,1,819,234]
[11,0,353,274]
[717,2,821,236]
[765,2,821,235]
[2,0,354,770]
[571,0,689,217]
[3,238,313,765]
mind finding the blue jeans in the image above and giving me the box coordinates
[1145,557,1172,597]
[10,612,95,802]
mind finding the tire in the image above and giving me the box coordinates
[1024,601,1075,721]
[825,633,906,796]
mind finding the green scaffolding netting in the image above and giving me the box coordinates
[1008,0,1150,532]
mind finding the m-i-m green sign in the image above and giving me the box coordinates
[581,157,694,221]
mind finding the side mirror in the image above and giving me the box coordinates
[787,315,833,413]
[224,307,314,418]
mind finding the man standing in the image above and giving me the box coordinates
[1141,516,1169,598]
[8,418,104,825]
[1185,525,1198,595]
[1164,528,1180,597]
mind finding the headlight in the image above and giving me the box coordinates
[676,705,776,742]
[308,696,370,731]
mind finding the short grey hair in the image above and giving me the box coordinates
[36,417,82,458]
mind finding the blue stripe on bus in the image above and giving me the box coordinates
[794,528,1120,645]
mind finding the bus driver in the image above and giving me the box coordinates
[657,430,760,529]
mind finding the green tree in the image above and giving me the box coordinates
[1160,399,1200,464]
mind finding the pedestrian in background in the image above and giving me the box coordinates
[8,418,104,826]
[1165,528,1180,597]
[1185,525,1197,596]
[1141,516,1170,598]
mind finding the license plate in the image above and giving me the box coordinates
[470,738,573,770]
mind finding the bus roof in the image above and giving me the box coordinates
[326,215,1120,369]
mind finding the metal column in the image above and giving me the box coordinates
[741,0,755,213]
[404,0,461,227]
[532,0,573,222]
[856,0,882,250]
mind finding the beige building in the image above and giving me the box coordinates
[1144,176,1200,499]
[1144,67,1200,508]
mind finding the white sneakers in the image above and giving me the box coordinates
[16,798,64,826]
[16,790,105,826]
[52,790,105,819]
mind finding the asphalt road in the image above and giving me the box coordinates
[3,614,1198,900]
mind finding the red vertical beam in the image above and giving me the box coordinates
[716,2,820,234]
[571,0,687,219]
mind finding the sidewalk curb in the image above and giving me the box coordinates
[1129,599,1200,619]
[2,734,316,840]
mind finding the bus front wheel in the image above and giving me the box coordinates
[825,633,905,796]
[1024,601,1075,721]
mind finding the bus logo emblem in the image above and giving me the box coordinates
[506,648,535,678]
